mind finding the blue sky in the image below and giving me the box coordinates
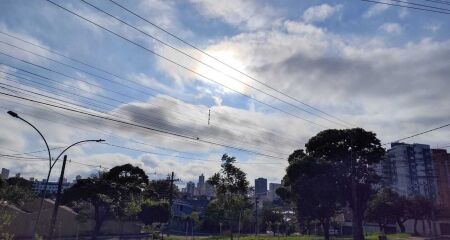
[0,0,449,186]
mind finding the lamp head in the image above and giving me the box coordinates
[7,111,19,118]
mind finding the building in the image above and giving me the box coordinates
[15,173,21,178]
[32,180,72,195]
[268,183,281,201]
[379,143,436,199]
[255,178,268,197]
[432,149,450,210]
[197,174,205,196]
[186,181,195,196]
[1,168,9,179]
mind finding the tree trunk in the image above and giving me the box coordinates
[351,179,365,240]
[421,219,426,236]
[413,219,418,236]
[427,218,432,236]
[396,218,406,233]
[322,218,331,240]
[92,206,106,240]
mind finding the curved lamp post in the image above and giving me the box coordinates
[7,111,104,237]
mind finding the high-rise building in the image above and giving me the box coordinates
[1,168,9,179]
[432,149,450,209]
[15,173,21,178]
[255,178,268,196]
[379,143,436,199]
[269,183,281,200]
[197,174,205,195]
[186,181,195,196]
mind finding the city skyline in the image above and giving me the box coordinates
[0,0,449,188]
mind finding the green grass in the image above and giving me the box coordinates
[165,233,411,240]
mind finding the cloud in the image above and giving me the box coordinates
[302,4,343,23]
[363,3,390,18]
[379,22,402,34]
[189,0,281,30]
[424,23,441,33]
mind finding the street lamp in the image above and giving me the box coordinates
[6,111,104,237]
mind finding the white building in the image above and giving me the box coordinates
[32,180,72,195]
[1,168,9,179]
[379,143,436,199]
[268,183,281,201]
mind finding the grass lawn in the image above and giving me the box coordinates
[165,233,411,240]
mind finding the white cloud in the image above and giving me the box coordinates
[424,23,441,33]
[364,3,390,18]
[189,0,281,30]
[302,4,342,23]
[380,22,402,34]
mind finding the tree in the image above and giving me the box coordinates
[261,203,284,235]
[365,188,397,234]
[279,154,341,240]
[62,164,149,239]
[207,154,250,239]
[406,196,432,236]
[138,200,170,225]
[62,178,117,239]
[305,128,385,240]
[145,179,179,200]
[0,177,36,206]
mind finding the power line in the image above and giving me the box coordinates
[383,123,450,146]
[102,142,284,165]
[361,0,450,15]
[0,40,307,146]
[80,0,350,128]
[423,0,450,6]
[108,0,355,128]
[45,0,328,129]
[0,75,292,157]
[387,0,450,12]
[0,91,286,160]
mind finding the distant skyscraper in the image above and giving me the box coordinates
[1,168,9,179]
[255,178,268,196]
[197,174,205,195]
[186,181,195,196]
[432,149,450,210]
[379,143,436,199]
[15,173,21,178]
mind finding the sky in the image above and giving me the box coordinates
[0,0,449,187]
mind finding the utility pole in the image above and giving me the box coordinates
[255,196,259,236]
[167,172,180,237]
[48,155,68,240]
[169,172,175,206]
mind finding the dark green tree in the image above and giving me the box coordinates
[62,164,149,239]
[279,155,341,240]
[207,154,250,239]
[138,200,171,225]
[406,196,432,235]
[145,179,179,200]
[261,203,284,235]
[0,177,36,206]
[365,188,397,234]
[305,128,385,240]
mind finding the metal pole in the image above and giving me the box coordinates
[48,155,68,239]
[7,111,52,237]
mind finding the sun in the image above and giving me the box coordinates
[195,49,248,93]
